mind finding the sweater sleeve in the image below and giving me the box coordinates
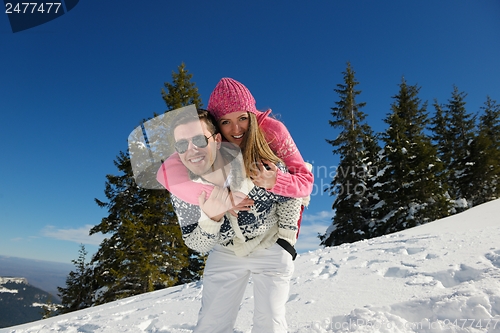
[268,163,302,247]
[275,196,302,246]
[262,117,314,198]
[156,153,214,205]
[171,195,230,253]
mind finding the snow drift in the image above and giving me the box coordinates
[2,199,500,333]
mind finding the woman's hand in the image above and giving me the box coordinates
[251,159,277,190]
[227,191,254,217]
[198,188,254,220]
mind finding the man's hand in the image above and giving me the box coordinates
[198,187,232,221]
[251,160,277,190]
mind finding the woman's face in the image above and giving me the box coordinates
[218,111,249,147]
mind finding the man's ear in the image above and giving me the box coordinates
[215,133,222,149]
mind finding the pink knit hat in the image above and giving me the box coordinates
[207,78,271,124]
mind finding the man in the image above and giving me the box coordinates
[157,108,301,333]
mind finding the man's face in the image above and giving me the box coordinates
[174,120,221,176]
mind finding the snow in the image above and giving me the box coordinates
[31,303,48,308]
[0,278,28,294]
[0,287,18,294]
[0,278,28,285]
[2,199,500,333]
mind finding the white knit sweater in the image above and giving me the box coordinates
[171,161,302,256]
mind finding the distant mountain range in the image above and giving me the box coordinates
[0,255,73,302]
[0,277,59,328]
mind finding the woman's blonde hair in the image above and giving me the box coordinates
[239,112,282,178]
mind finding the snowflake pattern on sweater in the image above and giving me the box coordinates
[171,161,302,256]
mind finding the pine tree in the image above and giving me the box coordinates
[57,245,94,313]
[430,86,476,210]
[89,64,205,305]
[429,100,452,168]
[40,297,62,319]
[40,299,53,319]
[161,62,202,111]
[468,96,500,205]
[320,63,380,246]
[374,78,450,235]
[479,96,500,149]
[90,152,191,304]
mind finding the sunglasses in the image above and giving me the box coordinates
[174,134,216,154]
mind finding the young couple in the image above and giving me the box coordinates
[157,78,313,333]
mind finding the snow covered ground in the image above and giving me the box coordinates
[2,199,500,333]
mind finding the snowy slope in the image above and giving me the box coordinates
[2,199,500,333]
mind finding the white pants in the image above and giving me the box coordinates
[194,243,294,333]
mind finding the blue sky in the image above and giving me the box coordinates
[1,1,499,264]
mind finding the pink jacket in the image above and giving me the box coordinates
[157,116,314,205]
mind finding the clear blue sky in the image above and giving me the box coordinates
[1,1,499,264]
